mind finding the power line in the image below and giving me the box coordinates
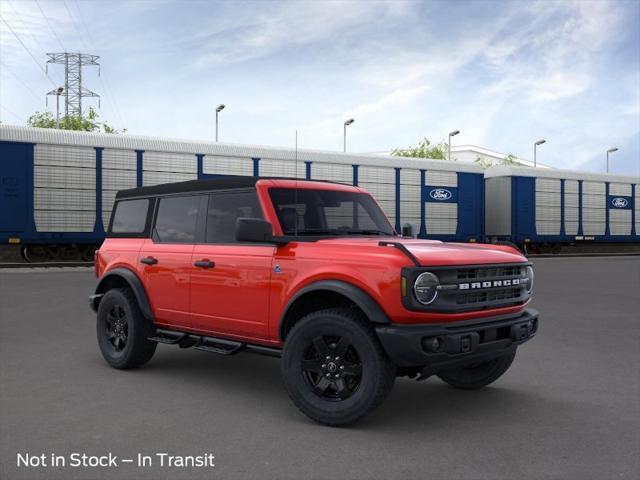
[34,0,67,52]
[0,14,57,87]
[0,104,23,123]
[0,60,45,105]
[72,0,126,128]
[6,0,50,56]
[62,0,90,52]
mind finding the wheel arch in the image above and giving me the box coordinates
[279,280,390,341]
[93,268,153,321]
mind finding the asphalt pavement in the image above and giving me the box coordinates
[0,257,639,480]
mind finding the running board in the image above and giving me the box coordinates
[148,329,282,358]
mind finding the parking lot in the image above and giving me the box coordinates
[1,257,639,480]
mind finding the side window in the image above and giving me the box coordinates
[206,190,263,243]
[111,199,149,233]
[154,195,201,243]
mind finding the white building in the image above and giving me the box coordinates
[367,145,553,169]
[451,145,552,169]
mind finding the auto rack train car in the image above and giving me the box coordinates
[0,125,484,261]
[485,165,639,252]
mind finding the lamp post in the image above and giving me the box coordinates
[343,118,355,152]
[534,139,546,168]
[215,104,225,142]
[55,87,64,129]
[448,130,460,161]
[606,148,618,173]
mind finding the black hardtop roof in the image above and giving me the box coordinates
[115,176,342,199]
[116,176,260,199]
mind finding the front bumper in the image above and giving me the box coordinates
[376,308,538,372]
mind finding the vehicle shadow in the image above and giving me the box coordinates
[119,346,561,433]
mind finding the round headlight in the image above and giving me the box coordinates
[414,272,439,305]
[525,266,534,294]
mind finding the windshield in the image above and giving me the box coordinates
[269,188,395,237]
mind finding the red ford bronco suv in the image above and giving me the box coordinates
[91,177,538,426]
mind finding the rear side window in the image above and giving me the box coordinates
[111,199,149,233]
[206,190,263,243]
[154,195,201,243]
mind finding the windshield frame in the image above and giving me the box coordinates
[268,187,396,239]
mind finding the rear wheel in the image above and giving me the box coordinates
[437,350,516,390]
[96,288,157,369]
[281,308,395,426]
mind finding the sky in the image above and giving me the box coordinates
[0,0,639,175]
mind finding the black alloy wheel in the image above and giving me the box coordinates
[96,288,157,369]
[105,304,129,352]
[281,308,396,426]
[301,335,363,401]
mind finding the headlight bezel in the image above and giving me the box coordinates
[525,265,534,294]
[413,271,440,305]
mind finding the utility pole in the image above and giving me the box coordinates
[533,139,546,168]
[55,87,64,128]
[606,148,618,173]
[343,118,355,152]
[215,104,225,141]
[46,53,100,117]
[448,130,460,161]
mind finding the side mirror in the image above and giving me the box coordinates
[235,218,273,243]
[401,223,414,238]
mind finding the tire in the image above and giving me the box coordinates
[281,308,396,426]
[437,350,516,390]
[96,288,157,369]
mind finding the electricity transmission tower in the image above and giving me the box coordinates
[46,53,100,117]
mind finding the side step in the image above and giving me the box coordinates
[148,329,281,358]
[194,336,244,356]
[148,329,188,345]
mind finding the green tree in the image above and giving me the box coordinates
[391,137,451,160]
[474,153,524,169]
[27,107,125,134]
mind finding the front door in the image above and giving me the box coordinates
[138,194,205,330]
[189,189,274,341]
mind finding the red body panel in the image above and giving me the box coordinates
[97,179,530,347]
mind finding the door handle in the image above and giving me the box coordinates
[194,259,215,269]
[140,256,158,266]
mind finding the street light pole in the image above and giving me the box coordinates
[448,130,460,161]
[606,148,618,173]
[55,87,64,129]
[343,118,354,152]
[534,139,546,168]
[215,104,225,142]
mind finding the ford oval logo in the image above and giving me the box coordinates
[611,197,628,208]
[429,188,452,201]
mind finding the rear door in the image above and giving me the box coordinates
[138,194,205,330]
[190,189,274,341]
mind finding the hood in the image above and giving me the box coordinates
[315,236,527,266]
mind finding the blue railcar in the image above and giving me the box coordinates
[0,125,485,260]
[484,165,639,250]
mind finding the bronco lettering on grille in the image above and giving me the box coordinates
[459,279,521,290]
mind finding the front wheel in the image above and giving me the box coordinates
[437,350,516,390]
[281,308,396,426]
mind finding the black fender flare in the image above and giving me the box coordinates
[279,280,390,339]
[94,268,153,321]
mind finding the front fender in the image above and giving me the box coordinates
[279,279,390,339]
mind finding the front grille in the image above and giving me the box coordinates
[456,287,522,306]
[456,266,523,280]
[402,263,532,313]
